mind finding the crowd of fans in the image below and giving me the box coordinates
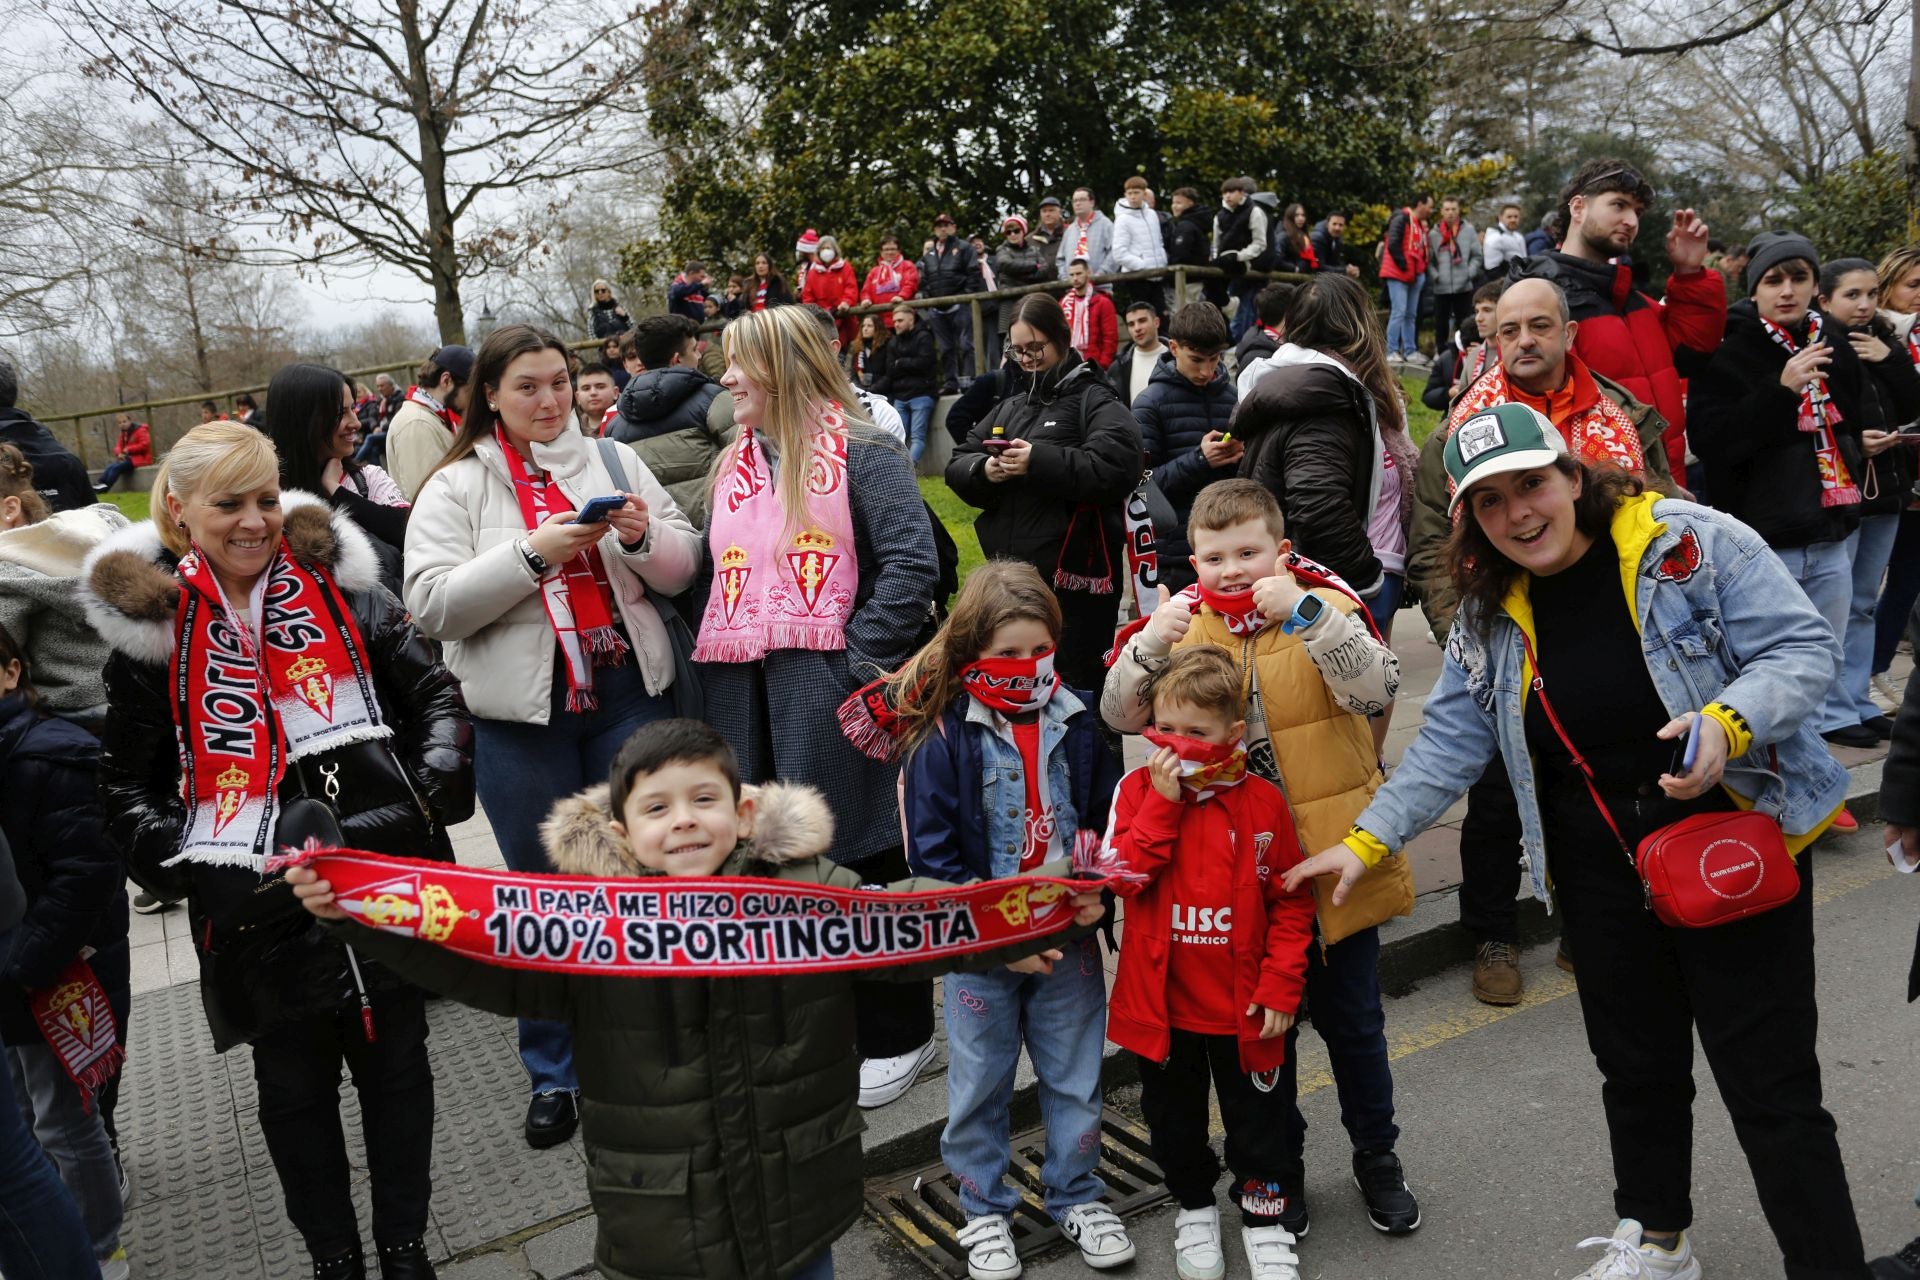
[1,156,1920,1280]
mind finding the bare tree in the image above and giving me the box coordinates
[0,61,122,339]
[48,0,661,343]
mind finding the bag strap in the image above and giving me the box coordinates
[1516,628,1637,871]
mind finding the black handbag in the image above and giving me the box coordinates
[198,758,343,935]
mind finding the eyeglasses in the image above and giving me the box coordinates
[1008,342,1051,363]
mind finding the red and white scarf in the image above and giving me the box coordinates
[30,960,123,1112]
[1074,217,1092,264]
[1141,728,1249,802]
[1105,551,1379,666]
[694,406,860,662]
[964,652,1061,871]
[868,255,905,304]
[1063,286,1094,358]
[1761,313,1859,508]
[171,540,389,870]
[497,428,629,711]
[405,386,459,433]
[1448,357,1645,482]
[1122,485,1160,614]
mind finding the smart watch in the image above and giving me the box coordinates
[1280,593,1326,635]
[516,538,550,577]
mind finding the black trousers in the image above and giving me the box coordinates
[1054,586,1118,710]
[1136,1031,1297,1226]
[1551,826,1867,1279]
[849,844,936,1058]
[1457,755,1523,944]
[251,988,435,1259]
[927,306,971,390]
[1431,290,1473,345]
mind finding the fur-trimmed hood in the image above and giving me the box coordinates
[79,490,382,666]
[540,780,833,878]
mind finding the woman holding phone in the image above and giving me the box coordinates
[1287,402,1869,1279]
[404,324,701,1147]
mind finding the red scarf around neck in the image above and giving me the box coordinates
[1760,312,1859,508]
[406,386,460,433]
[964,652,1063,872]
[496,428,628,711]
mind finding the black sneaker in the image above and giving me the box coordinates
[1863,714,1895,742]
[525,1089,578,1148]
[1351,1149,1420,1234]
[1823,723,1881,748]
[1275,1188,1309,1238]
[1871,1236,1920,1279]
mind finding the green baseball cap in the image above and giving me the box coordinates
[1444,401,1569,516]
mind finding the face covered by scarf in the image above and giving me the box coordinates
[963,651,1062,871]
[1142,727,1249,801]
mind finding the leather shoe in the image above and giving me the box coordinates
[1862,714,1895,741]
[377,1239,437,1280]
[525,1089,579,1148]
[1823,723,1881,748]
[312,1247,365,1280]
[1470,940,1522,1006]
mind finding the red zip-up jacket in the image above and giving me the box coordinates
[1105,767,1317,1073]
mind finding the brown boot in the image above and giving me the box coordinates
[1470,940,1523,1006]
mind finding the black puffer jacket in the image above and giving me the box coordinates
[1168,205,1214,268]
[0,694,127,1045]
[1846,313,1920,518]
[1132,357,1239,590]
[876,324,940,400]
[590,296,634,340]
[1232,353,1384,592]
[610,365,723,445]
[947,352,1142,584]
[85,493,474,1049]
[1692,302,1920,549]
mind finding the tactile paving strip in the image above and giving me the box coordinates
[864,1108,1170,1278]
[117,982,588,1278]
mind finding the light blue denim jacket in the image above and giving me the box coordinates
[971,688,1088,879]
[1355,495,1848,904]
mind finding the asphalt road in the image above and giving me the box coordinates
[834,827,1920,1278]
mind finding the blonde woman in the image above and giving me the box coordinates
[402,324,701,1147]
[698,305,941,1107]
[86,422,473,1280]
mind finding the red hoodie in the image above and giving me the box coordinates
[801,258,861,347]
[1105,767,1316,1073]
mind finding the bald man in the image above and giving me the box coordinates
[1401,275,1680,1006]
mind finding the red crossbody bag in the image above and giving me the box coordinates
[1521,632,1799,929]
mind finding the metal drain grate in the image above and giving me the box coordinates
[864,1108,1169,1277]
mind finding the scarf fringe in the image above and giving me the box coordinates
[287,724,393,761]
[836,696,903,763]
[584,626,628,657]
[1821,485,1863,507]
[1053,569,1115,595]
[71,1046,126,1113]
[692,628,851,664]
[161,845,267,872]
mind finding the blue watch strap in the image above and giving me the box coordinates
[1281,593,1325,635]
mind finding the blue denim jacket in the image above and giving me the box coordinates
[904,686,1122,882]
[1356,495,1848,904]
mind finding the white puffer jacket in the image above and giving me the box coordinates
[402,427,701,724]
[1110,200,1168,274]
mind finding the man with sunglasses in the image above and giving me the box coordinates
[1510,158,1725,488]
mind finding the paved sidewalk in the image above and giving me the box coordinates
[112,619,1915,1276]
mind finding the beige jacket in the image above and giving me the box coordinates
[402,428,701,724]
[385,397,457,500]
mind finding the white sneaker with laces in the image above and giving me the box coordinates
[1240,1223,1302,1280]
[1573,1219,1702,1280]
[1172,1205,1225,1280]
[1874,672,1901,707]
[856,1039,936,1109]
[1058,1202,1135,1269]
[957,1214,1022,1280]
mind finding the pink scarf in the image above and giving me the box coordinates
[694,405,861,662]
[1064,287,1093,357]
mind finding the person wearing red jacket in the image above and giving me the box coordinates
[1379,194,1432,364]
[1061,260,1118,368]
[1105,647,1317,1280]
[860,236,919,330]
[799,234,861,347]
[1510,158,1724,484]
[94,413,152,492]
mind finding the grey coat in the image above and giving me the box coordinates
[696,436,937,864]
[0,504,127,722]
[1426,220,1481,295]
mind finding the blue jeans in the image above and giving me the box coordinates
[96,458,136,490]
[790,1247,835,1280]
[894,396,935,465]
[1827,513,1899,725]
[1361,571,1405,643]
[1386,276,1424,357]
[1229,279,1261,343]
[0,934,98,1280]
[8,1043,122,1263]
[1273,926,1398,1168]
[354,430,387,466]
[942,934,1107,1220]
[1875,509,1920,674]
[1772,541,1856,733]
[473,654,673,1094]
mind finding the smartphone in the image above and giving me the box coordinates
[1670,714,1703,776]
[981,436,1013,454]
[1219,432,1233,445]
[572,495,626,525]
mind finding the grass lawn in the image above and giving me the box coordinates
[101,492,149,521]
[919,476,985,582]
[1401,372,1442,446]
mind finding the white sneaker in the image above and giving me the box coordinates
[1172,1206,1225,1280]
[98,1249,130,1280]
[857,1039,936,1108]
[1240,1224,1301,1280]
[957,1214,1022,1280]
[1874,672,1901,707]
[1574,1220,1702,1279]
[1058,1202,1135,1269]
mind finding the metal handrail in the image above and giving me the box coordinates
[31,262,1317,468]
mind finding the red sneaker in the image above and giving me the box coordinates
[1830,807,1859,834]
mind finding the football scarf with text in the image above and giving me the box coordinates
[171,540,388,870]
[497,427,629,711]
[1142,728,1249,801]
[268,845,1104,978]
[1761,312,1859,508]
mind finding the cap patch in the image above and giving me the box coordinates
[1455,414,1507,463]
